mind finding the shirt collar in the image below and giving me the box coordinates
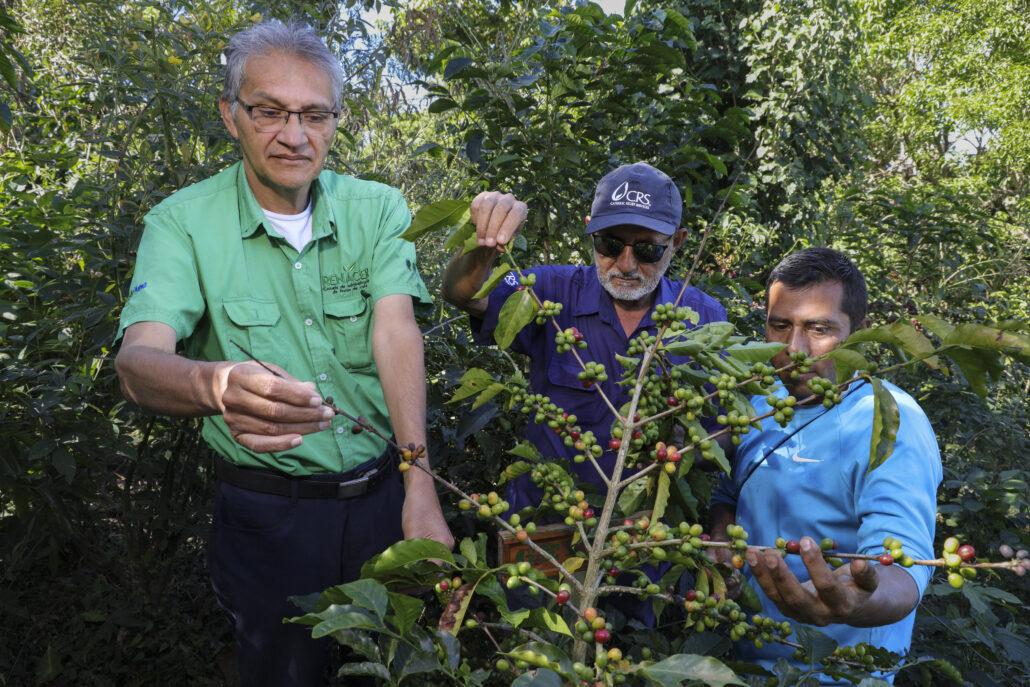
[236,163,264,238]
[236,162,336,240]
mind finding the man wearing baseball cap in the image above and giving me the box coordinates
[441,162,726,511]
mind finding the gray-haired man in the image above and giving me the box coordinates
[115,20,452,685]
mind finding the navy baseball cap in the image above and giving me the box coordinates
[586,162,682,236]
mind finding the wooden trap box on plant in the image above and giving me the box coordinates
[498,524,578,577]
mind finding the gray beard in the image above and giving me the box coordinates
[596,249,674,303]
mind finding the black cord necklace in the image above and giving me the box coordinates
[735,379,869,495]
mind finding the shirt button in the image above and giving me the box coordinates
[305,318,313,326]
[336,427,344,434]
[319,373,327,381]
[294,261,302,270]
[349,316,358,322]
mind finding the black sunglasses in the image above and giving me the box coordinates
[591,234,669,264]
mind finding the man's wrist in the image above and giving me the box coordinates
[402,466,437,493]
[195,359,240,415]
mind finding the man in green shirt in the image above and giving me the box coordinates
[115,19,452,686]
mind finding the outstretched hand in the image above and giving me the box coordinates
[469,191,528,250]
[746,536,879,627]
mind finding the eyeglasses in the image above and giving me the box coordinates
[236,99,339,133]
[591,234,669,264]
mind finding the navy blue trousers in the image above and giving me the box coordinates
[208,460,404,686]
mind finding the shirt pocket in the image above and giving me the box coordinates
[545,357,607,428]
[324,295,373,371]
[222,297,284,364]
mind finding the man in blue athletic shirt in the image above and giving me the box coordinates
[709,248,942,684]
[441,163,726,513]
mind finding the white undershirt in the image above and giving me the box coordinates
[263,201,313,252]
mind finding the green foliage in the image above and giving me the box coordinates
[867,377,900,472]
[327,194,1029,685]
[0,0,414,681]
[290,576,475,683]
[640,652,747,686]
[901,373,1030,686]
[857,0,1030,202]
[0,1,251,677]
[414,0,748,263]
[825,9,1030,679]
[0,0,1028,684]
[0,2,28,130]
[1,0,241,567]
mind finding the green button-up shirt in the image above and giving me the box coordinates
[117,162,431,475]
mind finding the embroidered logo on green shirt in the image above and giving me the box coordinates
[322,266,369,296]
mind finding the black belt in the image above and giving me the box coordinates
[215,453,392,499]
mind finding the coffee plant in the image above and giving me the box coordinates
[3,0,1027,683]
[288,199,1030,686]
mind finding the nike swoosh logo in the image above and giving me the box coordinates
[791,451,823,463]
